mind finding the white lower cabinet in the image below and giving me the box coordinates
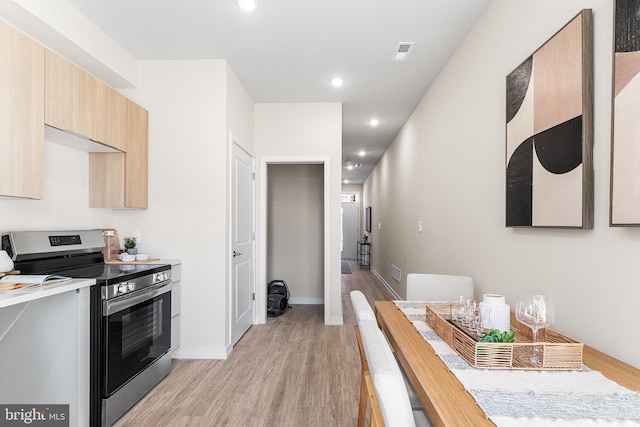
[0,287,90,426]
[170,263,182,354]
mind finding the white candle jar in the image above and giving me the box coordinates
[479,294,510,332]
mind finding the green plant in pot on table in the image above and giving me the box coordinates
[124,236,137,255]
[480,329,515,343]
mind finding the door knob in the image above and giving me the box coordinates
[233,251,243,258]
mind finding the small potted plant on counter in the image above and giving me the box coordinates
[124,236,137,255]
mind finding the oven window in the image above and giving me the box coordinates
[103,289,171,396]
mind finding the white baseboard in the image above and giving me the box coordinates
[288,297,324,305]
[172,346,229,360]
[371,267,401,299]
[326,315,343,325]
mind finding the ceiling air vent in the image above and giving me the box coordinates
[392,42,415,62]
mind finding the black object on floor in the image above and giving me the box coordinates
[267,280,290,317]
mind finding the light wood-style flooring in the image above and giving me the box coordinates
[114,260,394,426]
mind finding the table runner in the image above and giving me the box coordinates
[394,301,640,426]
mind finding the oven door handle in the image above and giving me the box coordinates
[104,282,171,316]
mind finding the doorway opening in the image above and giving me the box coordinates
[267,164,324,308]
[341,202,359,260]
[258,156,331,324]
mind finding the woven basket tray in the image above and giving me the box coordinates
[425,302,583,370]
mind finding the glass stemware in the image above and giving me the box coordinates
[462,299,476,328]
[515,291,554,366]
[453,296,466,321]
[479,305,493,335]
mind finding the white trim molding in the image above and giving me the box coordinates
[259,156,333,325]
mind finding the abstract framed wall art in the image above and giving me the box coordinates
[611,0,640,225]
[506,10,593,228]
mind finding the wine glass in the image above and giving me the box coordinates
[453,296,466,321]
[515,291,554,366]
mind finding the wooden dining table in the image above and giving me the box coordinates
[374,300,640,427]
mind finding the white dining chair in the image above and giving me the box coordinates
[357,319,432,427]
[350,290,377,323]
[350,290,431,426]
[405,273,474,301]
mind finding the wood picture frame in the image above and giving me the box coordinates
[611,0,640,225]
[505,10,593,228]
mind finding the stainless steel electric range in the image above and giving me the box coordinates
[1,230,172,427]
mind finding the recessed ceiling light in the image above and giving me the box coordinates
[358,150,366,157]
[237,0,257,11]
[369,118,379,126]
[331,77,344,87]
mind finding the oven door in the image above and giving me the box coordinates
[102,281,171,397]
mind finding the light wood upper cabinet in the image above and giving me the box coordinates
[89,152,125,207]
[124,100,149,208]
[89,100,148,208]
[0,21,45,199]
[94,80,127,151]
[45,52,127,152]
[45,50,94,137]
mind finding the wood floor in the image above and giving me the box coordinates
[114,260,394,427]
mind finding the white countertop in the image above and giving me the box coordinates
[151,258,182,265]
[0,278,95,309]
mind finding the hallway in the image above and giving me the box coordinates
[115,260,394,426]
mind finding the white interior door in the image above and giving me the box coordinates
[231,140,254,346]
[342,202,359,259]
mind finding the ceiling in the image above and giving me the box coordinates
[65,0,489,184]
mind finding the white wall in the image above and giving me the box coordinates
[224,62,255,346]
[255,103,343,324]
[364,0,640,368]
[115,60,255,359]
[1,141,113,229]
[226,62,255,149]
[267,164,324,303]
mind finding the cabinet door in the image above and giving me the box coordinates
[89,152,125,207]
[45,50,94,137]
[0,21,44,199]
[89,100,148,208]
[124,100,148,208]
[94,80,127,151]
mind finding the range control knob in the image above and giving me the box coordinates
[128,282,135,292]
[118,283,129,294]
[155,272,169,282]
